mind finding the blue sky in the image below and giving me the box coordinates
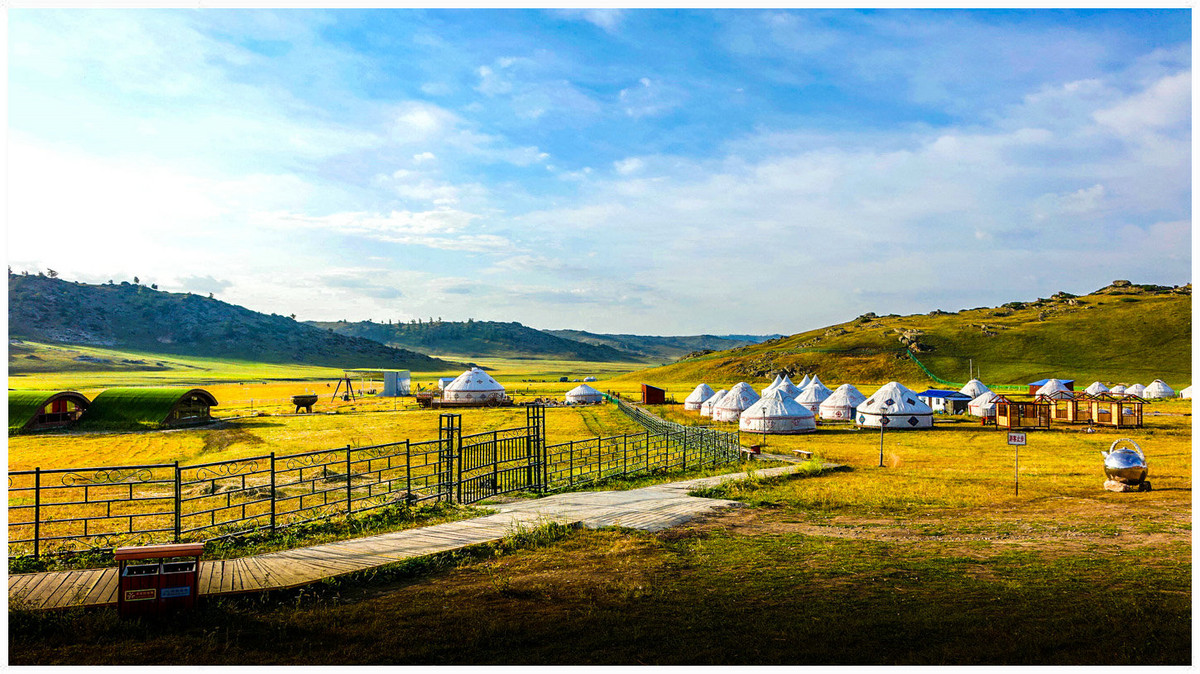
[7,9,1191,334]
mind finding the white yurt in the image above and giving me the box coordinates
[796,374,811,391]
[1084,381,1110,396]
[959,379,989,399]
[712,382,761,423]
[699,389,727,417]
[739,389,816,434]
[1109,384,1128,395]
[855,381,934,429]
[565,383,603,404]
[684,383,717,411]
[795,378,833,414]
[1035,379,1072,398]
[1180,385,1192,399]
[583,376,598,382]
[819,384,867,421]
[1125,383,1147,398]
[968,390,1001,417]
[760,375,783,397]
[443,367,506,403]
[1143,380,1174,399]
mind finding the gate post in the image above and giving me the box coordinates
[440,413,461,504]
[33,467,41,560]
[269,452,277,531]
[174,461,181,543]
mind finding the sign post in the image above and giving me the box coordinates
[1007,431,1027,495]
[879,415,888,468]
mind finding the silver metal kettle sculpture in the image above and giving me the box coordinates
[1101,438,1149,486]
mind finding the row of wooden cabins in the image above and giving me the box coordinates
[993,391,1146,431]
[8,387,218,433]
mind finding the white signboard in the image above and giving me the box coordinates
[1007,432,1027,446]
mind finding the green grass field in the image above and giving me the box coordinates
[9,405,1190,664]
[7,343,1191,664]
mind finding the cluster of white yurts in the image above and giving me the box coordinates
[685,374,935,434]
[684,373,1189,434]
[1080,378,1181,399]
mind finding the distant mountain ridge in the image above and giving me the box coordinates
[309,320,639,362]
[543,330,776,362]
[8,274,454,370]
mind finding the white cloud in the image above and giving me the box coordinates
[613,158,644,175]
[255,209,514,254]
[618,77,686,118]
[550,9,626,33]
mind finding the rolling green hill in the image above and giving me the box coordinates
[8,274,455,371]
[309,320,640,362]
[543,330,778,362]
[616,282,1192,390]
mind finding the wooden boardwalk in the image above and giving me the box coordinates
[10,463,809,611]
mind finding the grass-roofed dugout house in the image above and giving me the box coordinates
[8,390,91,433]
[81,387,218,429]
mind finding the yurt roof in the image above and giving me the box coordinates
[741,389,814,420]
[685,383,716,404]
[822,383,866,408]
[1125,383,1146,396]
[1085,381,1110,395]
[1028,378,1075,387]
[960,379,989,398]
[445,367,505,393]
[566,383,602,397]
[714,382,760,411]
[1035,379,1071,396]
[797,374,811,389]
[857,382,933,415]
[1180,385,1192,398]
[1109,384,1128,394]
[796,382,833,404]
[701,389,728,409]
[761,375,783,395]
[1143,380,1174,398]
[771,375,804,399]
[969,390,1000,407]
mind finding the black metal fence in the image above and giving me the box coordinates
[9,403,741,559]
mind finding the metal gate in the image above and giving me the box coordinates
[454,405,545,504]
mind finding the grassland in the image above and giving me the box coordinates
[7,324,1191,664]
[10,404,1190,664]
[8,404,647,471]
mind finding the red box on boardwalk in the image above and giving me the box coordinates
[115,543,204,619]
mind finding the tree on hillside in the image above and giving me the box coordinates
[46,269,58,278]
[133,276,140,284]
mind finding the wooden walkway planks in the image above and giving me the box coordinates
[9,463,812,611]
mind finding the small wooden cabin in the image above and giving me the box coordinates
[994,395,1051,430]
[8,390,91,433]
[1036,391,1093,424]
[1088,393,1145,429]
[84,388,218,428]
[641,384,666,405]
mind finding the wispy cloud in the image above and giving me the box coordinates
[7,9,1189,334]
